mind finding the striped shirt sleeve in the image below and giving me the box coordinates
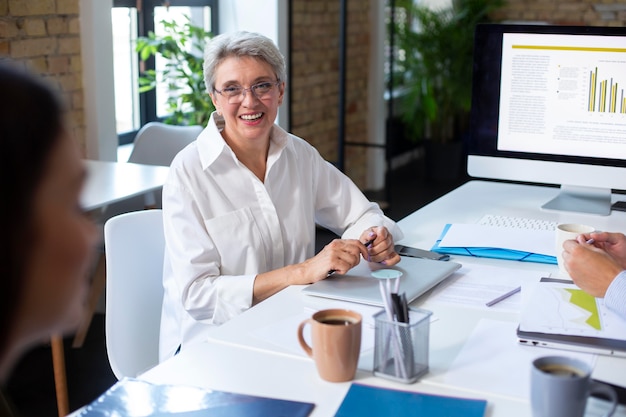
[604,270,626,320]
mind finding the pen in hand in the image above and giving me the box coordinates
[327,239,375,277]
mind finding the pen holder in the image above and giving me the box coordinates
[373,308,432,384]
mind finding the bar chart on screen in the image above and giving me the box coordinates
[587,65,626,114]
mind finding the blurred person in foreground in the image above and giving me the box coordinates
[0,63,98,414]
[160,31,404,360]
[563,231,626,319]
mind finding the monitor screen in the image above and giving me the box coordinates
[467,24,626,215]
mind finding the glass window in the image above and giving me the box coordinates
[153,6,212,118]
[111,1,217,145]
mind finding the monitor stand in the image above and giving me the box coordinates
[541,185,611,216]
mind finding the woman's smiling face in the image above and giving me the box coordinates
[210,56,284,146]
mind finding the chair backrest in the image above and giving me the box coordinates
[127,122,202,166]
[104,209,165,379]
[104,122,201,214]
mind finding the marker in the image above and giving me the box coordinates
[485,286,521,307]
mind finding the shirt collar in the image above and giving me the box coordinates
[197,111,293,170]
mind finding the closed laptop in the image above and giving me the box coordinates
[302,256,461,306]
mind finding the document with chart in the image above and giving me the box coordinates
[517,280,626,356]
[498,32,626,159]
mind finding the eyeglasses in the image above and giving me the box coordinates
[213,80,281,104]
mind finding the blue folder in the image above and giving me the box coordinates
[430,224,557,265]
[77,378,314,417]
[335,383,487,417]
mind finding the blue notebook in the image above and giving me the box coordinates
[431,223,557,264]
[335,383,487,417]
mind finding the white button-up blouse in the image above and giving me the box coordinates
[159,112,403,360]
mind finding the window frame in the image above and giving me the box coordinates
[112,0,218,145]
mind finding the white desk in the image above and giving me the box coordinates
[140,181,626,416]
[81,160,169,211]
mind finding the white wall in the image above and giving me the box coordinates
[366,0,387,191]
[80,0,118,161]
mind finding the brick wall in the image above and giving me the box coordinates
[0,0,85,155]
[492,1,626,26]
[290,0,372,188]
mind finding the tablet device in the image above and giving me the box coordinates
[517,327,626,358]
[517,277,626,358]
[302,256,461,306]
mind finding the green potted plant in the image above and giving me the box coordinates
[392,0,503,180]
[136,17,214,126]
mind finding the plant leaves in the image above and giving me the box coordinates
[135,15,214,126]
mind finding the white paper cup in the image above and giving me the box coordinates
[555,223,595,275]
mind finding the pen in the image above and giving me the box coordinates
[485,286,521,307]
[364,238,375,262]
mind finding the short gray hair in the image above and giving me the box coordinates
[203,31,286,93]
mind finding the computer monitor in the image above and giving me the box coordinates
[467,23,626,215]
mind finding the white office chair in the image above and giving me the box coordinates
[128,121,202,166]
[128,122,202,207]
[103,209,165,379]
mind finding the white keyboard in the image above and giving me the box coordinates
[478,214,557,231]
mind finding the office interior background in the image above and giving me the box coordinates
[1,0,626,416]
[2,0,625,194]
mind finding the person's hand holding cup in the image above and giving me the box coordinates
[297,309,362,382]
[555,223,595,276]
[531,355,617,417]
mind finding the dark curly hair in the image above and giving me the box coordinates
[0,62,65,361]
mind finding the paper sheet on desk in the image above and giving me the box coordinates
[444,319,595,400]
[431,224,556,264]
[426,262,546,311]
[249,302,380,358]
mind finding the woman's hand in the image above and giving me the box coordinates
[359,226,401,267]
[292,238,369,284]
[254,226,401,304]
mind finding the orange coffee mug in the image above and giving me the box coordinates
[297,309,362,382]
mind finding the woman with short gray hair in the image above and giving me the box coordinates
[160,31,403,360]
